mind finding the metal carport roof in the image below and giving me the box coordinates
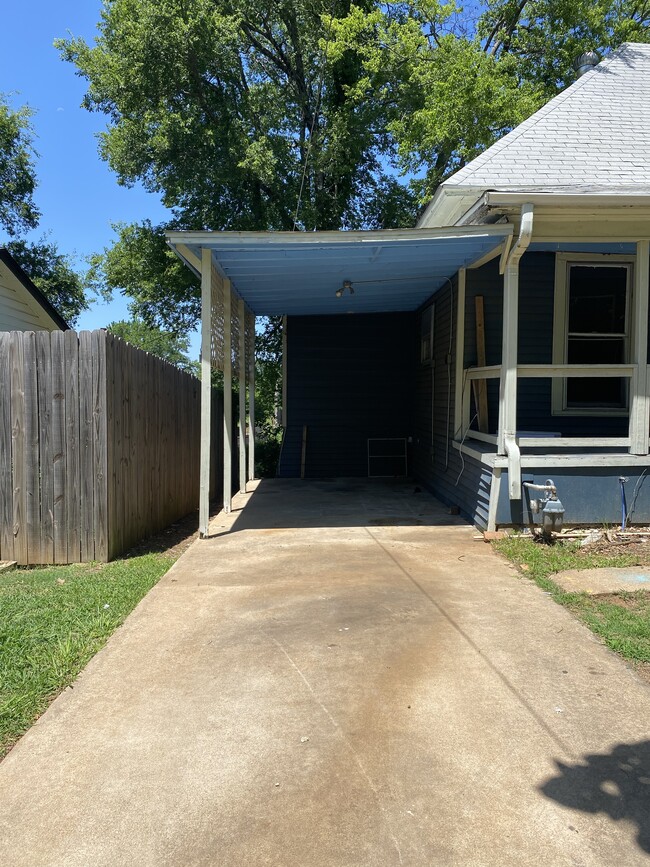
[166,226,513,316]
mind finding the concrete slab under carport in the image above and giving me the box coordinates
[1,478,650,866]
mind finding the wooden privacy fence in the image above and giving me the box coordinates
[0,330,223,565]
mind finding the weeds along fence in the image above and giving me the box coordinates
[0,329,223,565]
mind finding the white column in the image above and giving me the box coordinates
[281,315,288,426]
[453,268,466,438]
[498,262,521,499]
[199,247,213,538]
[223,280,233,513]
[498,263,519,453]
[238,297,247,493]
[248,320,256,482]
[630,239,650,455]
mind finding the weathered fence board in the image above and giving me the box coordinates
[10,333,26,564]
[23,332,40,564]
[36,331,54,564]
[52,330,67,565]
[0,333,12,558]
[93,330,108,562]
[1,329,224,565]
[79,331,94,562]
[64,329,81,562]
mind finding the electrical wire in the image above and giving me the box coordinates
[455,411,479,487]
[627,469,648,526]
[292,1,337,231]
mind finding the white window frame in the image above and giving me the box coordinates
[420,303,434,364]
[552,253,634,416]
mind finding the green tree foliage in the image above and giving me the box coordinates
[255,316,283,438]
[6,238,88,326]
[87,221,199,333]
[0,98,39,237]
[57,0,394,233]
[107,317,195,372]
[327,0,650,196]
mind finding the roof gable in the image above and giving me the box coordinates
[0,249,69,332]
[444,42,650,195]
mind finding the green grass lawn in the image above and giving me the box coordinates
[0,553,175,758]
[494,537,650,668]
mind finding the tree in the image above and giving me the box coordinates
[87,221,200,334]
[57,0,398,234]
[255,316,283,438]
[0,97,39,237]
[6,238,88,326]
[107,317,195,372]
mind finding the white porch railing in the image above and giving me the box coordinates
[462,363,639,451]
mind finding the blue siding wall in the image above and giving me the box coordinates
[496,468,650,526]
[412,280,490,524]
[279,313,416,478]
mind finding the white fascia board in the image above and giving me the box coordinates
[483,192,650,211]
[166,223,512,248]
[416,187,485,228]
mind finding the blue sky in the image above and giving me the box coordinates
[1,2,202,357]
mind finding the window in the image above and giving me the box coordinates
[420,304,434,364]
[552,254,632,414]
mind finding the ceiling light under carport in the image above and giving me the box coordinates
[335,280,354,298]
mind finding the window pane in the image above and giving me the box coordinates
[567,337,625,365]
[566,337,626,406]
[566,377,626,407]
[567,266,627,335]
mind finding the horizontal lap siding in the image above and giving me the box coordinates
[412,280,489,524]
[280,314,416,478]
[497,467,650,525]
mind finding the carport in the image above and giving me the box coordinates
[166,225,513,536]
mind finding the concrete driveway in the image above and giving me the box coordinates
[1,478,650,866]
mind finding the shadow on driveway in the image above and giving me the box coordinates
[541,740,650,853]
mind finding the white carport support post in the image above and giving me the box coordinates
[223,280,233,513]
[630,240,650,455]
[199,247,213,538]
[248,324,256,482]
[238,297,247,493]
[281,315,288,426]
[497,204,534,500]
[453,268,466,438]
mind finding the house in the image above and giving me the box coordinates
[0,248,69,332]
[168,42,650,535]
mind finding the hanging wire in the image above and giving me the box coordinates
[292,0,338,231]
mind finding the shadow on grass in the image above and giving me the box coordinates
[541,741,650,854]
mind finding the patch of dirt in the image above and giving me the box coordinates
[631,660,650,685]
[580,535,650,564]
[595,591,650,611]
[122,511,200,560]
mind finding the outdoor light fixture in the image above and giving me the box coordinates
[335,280,354,297]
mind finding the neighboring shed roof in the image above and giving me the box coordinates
[0,248,69,332]
[446,42,650,193]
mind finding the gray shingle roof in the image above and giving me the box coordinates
[444,42,650,194]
